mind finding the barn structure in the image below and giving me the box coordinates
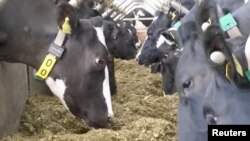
[3,0,250,140]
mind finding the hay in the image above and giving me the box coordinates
[2,59,178,141]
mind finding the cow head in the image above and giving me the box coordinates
[124,21,141,48]
[136,27,176,66]
[0,1,114,128]
[136,10,175,66]
[150,49,180,95]
[48,2,114,128]
[102,19,137,60]
[175,0,250,140]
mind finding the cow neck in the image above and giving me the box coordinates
[0,0,60,70]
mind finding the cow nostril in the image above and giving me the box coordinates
[203,105,218,125]
[107,116,114,126]
[136,57,140,63]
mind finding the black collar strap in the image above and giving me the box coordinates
[48,29,66,59]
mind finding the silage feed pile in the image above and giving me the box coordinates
[2,59,179,141]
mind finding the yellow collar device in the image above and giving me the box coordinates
[34,17,72,81]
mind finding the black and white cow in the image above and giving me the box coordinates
[0,0,114,128]
[69,1,138,60]
[135,9,182,95]
[136,10,175,66]
[123,21,141,48]
[175,0,250,140]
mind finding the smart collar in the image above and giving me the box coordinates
[34,17,72,81]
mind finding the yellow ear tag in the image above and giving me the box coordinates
[35,54,57,80]
[171,12,176,20]
[62,17,72,34]
[225,63,232,82]
[232,54,243,77]
[225,55,244,82]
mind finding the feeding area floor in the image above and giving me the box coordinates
[2,59,178,141]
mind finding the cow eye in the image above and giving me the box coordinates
[95,58,105,65]
[183,80,192,89]
[164,54,168,58]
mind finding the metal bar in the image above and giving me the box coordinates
[123,17,154,21]
[170,1,189,14]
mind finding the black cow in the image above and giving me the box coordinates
[102,18,137,60]
[175,0,250,140]
[0,0,114,128]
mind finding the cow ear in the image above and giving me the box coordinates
[195,0,219,33]
[112,27,119,40]
[204,25,249,87]
[56,2,78,34]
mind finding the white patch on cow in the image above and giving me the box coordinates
[164,36,175,45]
[202,22,211,31]
[245,0,249,4]
[210,51,226,64]
[167,27,178,39]
[152,16,159,22]
[45,77,69,110]
[156,35,165,48]
[94,27,107,49]
[136,36,148,60]
[157,35,175,48]
[135,40,142,47]
[245,35,250,68]
[103,66,114,117]
[128,29,132,35]
[94,26,114,118]
[69,0,78,8]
